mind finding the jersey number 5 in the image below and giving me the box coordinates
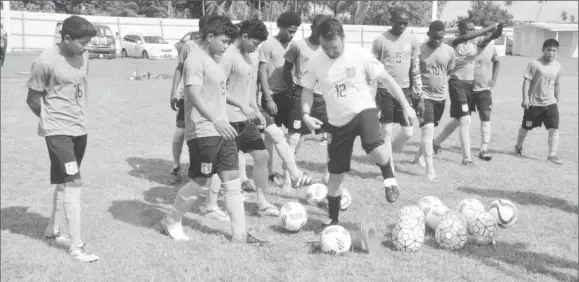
[335,84,347,97]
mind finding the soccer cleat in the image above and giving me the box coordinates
[241,180,256,192]
[462,159,476,167]
[433,144,443,156]
[268,173,285,187]
[200,207,230,222]
[257,202,280,217]
[291,173,312,188]
[170,166,181,184]
[69,244,99,263]
[547,156,563,165]
[427,174,440,183]
[514,145,523,157]
[233,229,269,246]
[43,232,70,247]
[478,150,492,161]
[384,178,399,203]
[162,216,190,241]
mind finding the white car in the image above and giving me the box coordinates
[120,33,177,59]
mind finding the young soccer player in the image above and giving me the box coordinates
[413,21,456,182]
[26,15,99,262]
[1,23,6,67]
[372,7,423,158]
[258,11,313,191]
[220,19,279,217]
[301,19,418,226]
[282,14,332,187]
[432,19,502,166]
[162,16,266,244]
[514,39,563,165]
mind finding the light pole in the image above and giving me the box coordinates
[432,1,438,22]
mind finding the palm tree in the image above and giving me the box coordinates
[305,0,370,24]
[503,0,546,6]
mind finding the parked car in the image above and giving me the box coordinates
[121,33,177,59]
[55,22,116,59]
[174,31,200,53]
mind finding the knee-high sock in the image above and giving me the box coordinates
[548,129,559,157]
[45,184,65,236]
[172,128,185,168]
[480,121,491,151]
[221,179,246,239]
[63,185,82,249]
[170,181,203,222]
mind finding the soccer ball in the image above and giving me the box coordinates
[320,225,352,254]
[441,210,467,225]
[340,189,352,211]
[397,205,425,223]
[305,183,328,205]
[425,205,450,231]
[279,202,308,232]
[467,212,497,238]
[397,214,425,232]
[435,219,468,251]
[457,198,485,220]
[418,196,444,215]
[392,224,424,252]
[488,199,517,227]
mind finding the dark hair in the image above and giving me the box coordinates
[429,20,446,32]
[458,18,474,29]
[318,18,344,40]
[312,14,332,26]
[202,15,239,41]
[60,15,96,40]
[277,11,302,28]
[543,38,559,50]
[239,19,269,41]
[199,15,211,31]
[390,7,408,19]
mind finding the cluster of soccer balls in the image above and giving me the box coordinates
[392,196,518,252]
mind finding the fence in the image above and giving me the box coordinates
[1,10,514,55]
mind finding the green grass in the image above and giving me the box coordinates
[1,53,578,282]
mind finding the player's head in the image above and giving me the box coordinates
[198,15,211,32]
[238,19,269,53]
[318,18,344,59]
[458,18,475,35]
[390,7,409,36]
[542,39,559,61]
[427,20,446,49]
[60,16,97,56]
[277,11,301,43]
[310,14,332,44]
[202,15,239,56]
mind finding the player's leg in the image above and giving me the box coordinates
[171,99,186,183]
[259,96,285,186]
[391,88,415,152]
[416,99,439,181]
[309,93,330,184]
[285,86,307,188]
[515,106,542,156]
[544,104,562,165]
[476,90,493,161]
[457,81,475,165]
[376,88,396,169]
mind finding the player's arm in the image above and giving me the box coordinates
[170,44,190,109]
[479,23,504,47]
[371,38,383,61]
[409,37,423,99]
[554,72,560,102]
[300,64,321,130]
[26,89,42,117]
[452,23,498,46]
[26,58,50,117]
[490,49,500,88]
[521,62,535,109]
[283,41,299,89]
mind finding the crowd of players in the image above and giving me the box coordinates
[25,7,564,262]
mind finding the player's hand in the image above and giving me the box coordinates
[415,98,425,120]
[241,105,259,121]
[170,97,179,111]
[402,105,418,126]
[256,112,266,130]
[521,99,530,110]
[303,114,323,131]
[265,98,278,116]
[489,79,497,89]
[213,117,238,140]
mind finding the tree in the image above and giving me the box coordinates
[571,14,576,23]
[456,1,514,27]
[503,0,546,7]
[561,11,568,22]
[361,1,448,27]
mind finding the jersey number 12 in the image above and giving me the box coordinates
[335,84,347,97]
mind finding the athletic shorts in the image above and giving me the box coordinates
[448,78,475,119]
[176,99,185,129]
[375,87,418,126]
[521,104,559,130]
[187,136,238,179]
[470,90,492,121]
[288,85,328,135]
[421,99,446,127]
[260,91,292,128]
[45,135,87,185]
[230,120,267,153]
[326,108,384,174]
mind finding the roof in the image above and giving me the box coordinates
[516,22,578,32]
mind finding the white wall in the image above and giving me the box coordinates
[513,26,578,58]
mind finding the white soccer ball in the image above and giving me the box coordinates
[397,205,425,223]
[418,196,444,215]
[340,189,352,211]
[305,183,328,205]
[488,199,517,227]
[435,218,468,251]
[467,211,497,238]
[397,214,425,233]
[425,205,450,231]
[320,225,352,254]
[279,202,308,232]
[457,198,485,220]
[392,224,424,252]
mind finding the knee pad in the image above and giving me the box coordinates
[479,111,491,122]
[173,128,185,143]
[221,179,242,197]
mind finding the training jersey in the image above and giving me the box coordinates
[177,40,201,99]
[0,29,6,48]
[183,47,228,140]
[448,36,488,81]
[259,36,289,94]
[284,38,323,94]
[27,45,90,137]
[302,46,384,127]
[419,43,456,101]
[473,45,499,91]
[220,45,257,122]
[523,57,561,107]
[372,30,420,89]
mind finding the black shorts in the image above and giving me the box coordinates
[470,90,492,121]
[449,79,475,119]
[187,136,239,179]
[288,85,328,135]
[260,91,291,128]
[45,135,87,185]
[230,120,267,153]
[522,104,559,130]
[421,99,446,127]
[375,87,418,126]
[176,99,185,129]
[326,108,384,174]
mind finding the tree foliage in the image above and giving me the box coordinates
[362,1,448,26]
[456,1,514,27]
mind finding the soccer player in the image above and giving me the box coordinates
[220,19,279,217]
[372,7,423,159]
[1,23,6,67]
[26,15,99,262]
[301,19,418,226]
[473,25,501,161]
[162,16,266,244]
[432,19,502,165]
[258,11,313,191]
[413,21,456,182]
[514,39,563,165]
[282,14,332,187]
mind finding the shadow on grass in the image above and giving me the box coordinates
[458,186,578,215]
[0,206,65,249]
[297,160,384,180]
[448,145,540,161]
[126,157,179,186]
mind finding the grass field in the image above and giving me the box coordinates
[1,52,578,282]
